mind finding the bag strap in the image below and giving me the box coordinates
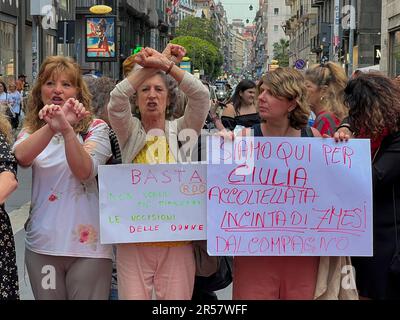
[393,184,399,254]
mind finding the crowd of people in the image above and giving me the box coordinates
[1,43,400,300]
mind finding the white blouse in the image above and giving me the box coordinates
[14,119,113,259]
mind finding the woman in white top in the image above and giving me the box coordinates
[13,56,113,300]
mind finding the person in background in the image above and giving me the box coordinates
[13,56,113,300]
[201,81,224,132]
[0,113,19,300]
[0,80,9,107]
[335,72,400,299]
[0,81,13,124]
[108,44,209,299]
[220,79,259,131]
[83,75,122,300]
[16,75,29,123]
[7,82,22,130]
[304,62,348,136]
[16,74,27,93]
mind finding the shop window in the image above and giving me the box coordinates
[391,30,400,76]
[0,21,16,81]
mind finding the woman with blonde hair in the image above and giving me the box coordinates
[0,114,19,299]
[305,62,348,136]
[13,56,113,300]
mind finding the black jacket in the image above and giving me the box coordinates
[352,131,400,299]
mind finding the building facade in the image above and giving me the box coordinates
[381,0,400,76]
[284,0,318,68]
[0,0,75,84]
[264,0,291,66]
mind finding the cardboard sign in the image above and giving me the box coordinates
[207,136,373,256]
[99,164,207,244]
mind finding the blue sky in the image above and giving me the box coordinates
[218,0,259,24]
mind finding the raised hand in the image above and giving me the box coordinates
[39,104,71,134]
[162,43,186,64]
[134,47,171,71]
[62,98,90,126]
[333,126,353,142]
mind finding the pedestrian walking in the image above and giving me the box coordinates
[0,113,19,300]
[13,56,113,300]
[108,44,209,299]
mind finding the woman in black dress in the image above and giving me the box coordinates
[219,79,260,131]
[0,113,19,299]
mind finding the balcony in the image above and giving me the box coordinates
[282,20,293,35]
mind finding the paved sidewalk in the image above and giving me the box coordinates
[10,203,232,300]
[9,203,34,300]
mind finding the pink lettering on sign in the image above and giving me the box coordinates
[219,210,309,231]
[170,224,204,232]
[311,203,367,236]
[227,165,308,188]
[219,139,312,165]
[208,185,318,206]
[131,168,204,185]
[129,225,159,233]
[214,234,350,254]
[322,144,354,168]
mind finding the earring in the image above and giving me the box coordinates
[320,96,325,102]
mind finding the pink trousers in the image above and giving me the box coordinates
[116,243,195,300]
[233,256,320,300]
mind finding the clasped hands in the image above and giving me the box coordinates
[39,98,90,135]
[133,43,186,71]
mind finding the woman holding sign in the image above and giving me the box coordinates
[13,56,113,299]
[335,73,400,299]
[234,68,358,300]
[107,44,209,299]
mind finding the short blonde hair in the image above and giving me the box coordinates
[258,67,310,129]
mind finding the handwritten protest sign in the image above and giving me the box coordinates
[98,164,207,244]
[207,136,373,256]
